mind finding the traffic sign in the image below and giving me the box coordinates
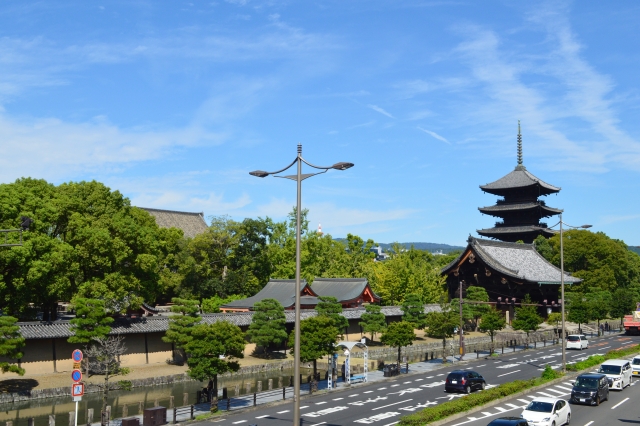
[72,349,83,362]
[71,369,82,382]
[73,362,81,369]
[72,383,85,397]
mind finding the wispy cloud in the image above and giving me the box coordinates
[417,126,450,144]
[600,214,640,225]
[367,104,395,118]
[347,120,375,130]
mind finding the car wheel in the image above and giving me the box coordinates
[595,395,600,406]
[566,413,571,425]
[481,382,486,390]
[465,385,471,394]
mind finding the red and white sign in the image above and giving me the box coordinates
[71,369,83,383]
[72,349,83,362]
[72,383,84,397]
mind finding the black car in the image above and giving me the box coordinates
[444,370,486,393]
[487,418,530,426]
[571,373,609,405]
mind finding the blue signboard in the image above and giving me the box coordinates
[72,349,83,362]
[71,369,82,382]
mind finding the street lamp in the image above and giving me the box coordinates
[250,144,353,426]
[552,212,591,373]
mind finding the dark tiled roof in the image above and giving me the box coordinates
[18,304,436,340]
[478,202,562,216]
[480,165,560,196]
[138,207,208,239]
[311,278,381,302]
[221,279,312,309]
[477,225,556,235]
[442,237,581,285]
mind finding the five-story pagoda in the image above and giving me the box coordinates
[477,122,562,243]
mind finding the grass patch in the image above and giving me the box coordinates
[400,343,640,425]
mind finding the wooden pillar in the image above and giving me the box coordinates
[144,333,149,364]
[52,339,57,373]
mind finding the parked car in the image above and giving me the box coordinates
[570,373,609,405]
[566,334,588,350]
[597,359,632,390]
[631,355,640,377]
[521,397,570,426]
[444,370,486,394]
[486,418,530,426]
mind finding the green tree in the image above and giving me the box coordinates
[586,288,612,336]
[567,293,591,333]
[465,286,491,331]
[425,301,458,362]
[246,298,288,358]
[315,296,349,337]
[201,295,244,313]
[546,312,562,334]
[609,288,637,326]
[68,298,113,344]
[380,321,416,366]
[402,294,426,330]
[185,321,246,412]
[292,316,339,377]
[512,295,543,348]
[478,308,506,354]
[0,316,25,375]
[162,298,201,364]
[359,304,387,342]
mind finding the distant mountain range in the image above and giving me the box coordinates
[334,238,464,254]
[629,246,640,256]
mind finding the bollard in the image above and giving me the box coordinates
[245,383,251,394]
[235,384,240,396]
[283,387,286,400]
[123,405,128,418]
[268,379,273,390]
[69,411,75,426]
[227,397,231,411]
[155,398,159,407]
[7,421,13,426]
[173,407,177,424]
[196,390,201,403]
[190,405,194,420]
[278,377,283,388]
[501,345,504,354]
[290,376,293,387]
[49,415,55,426]
[257,381,262,392]
[253,393,257,406]
[534,341,537,349]
[544,339,546,347]
[139,402,143,414]
[88,408,94,426]
[106,406,111,421]
[222,387,228,399]
[28,419,34,426]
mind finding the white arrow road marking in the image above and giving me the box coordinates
[437,394,465,401]
[354,412,401,424]
[420,381,445,388]
[390,388,422,396]
[305,406,349,418]
[611,398,629,409]
[497,363,521,369]
[372,399,413,411]
[497,370,521,377]
[398,401,438,412]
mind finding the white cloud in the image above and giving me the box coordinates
[417,126,450,144]
[600,214,640,225]
[367,104,395,118]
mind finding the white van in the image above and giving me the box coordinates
[597,360,632,390]
[632,356,640,377]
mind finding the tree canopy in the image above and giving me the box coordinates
[246,298,288,356]
[359,304,387,341]
[380,321,416,365]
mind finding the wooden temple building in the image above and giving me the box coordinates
[443,124,581,319]
[476,122,562,244]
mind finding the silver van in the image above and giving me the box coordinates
[597,360,632,390]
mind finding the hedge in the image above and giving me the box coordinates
[399,343,640,425]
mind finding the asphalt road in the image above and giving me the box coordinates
[201,334,640,426]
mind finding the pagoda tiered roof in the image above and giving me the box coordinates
[479,164,560,196]
[478,201,562,217]
[477,224,556,242]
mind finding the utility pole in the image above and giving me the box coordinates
[0,216,32,247]
[459,281,465,361]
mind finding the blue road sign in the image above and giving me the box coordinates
[72,349,83,362]
[71,369,82,382]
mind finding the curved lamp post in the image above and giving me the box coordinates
[550,212,591,373]
[250,144,353,426]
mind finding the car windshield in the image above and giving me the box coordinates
[574,377,597,388]
[633,359,640,365]
[599,365,621,374]
[525,401,553,413]
[567,336,580,341]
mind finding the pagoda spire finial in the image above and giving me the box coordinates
[517,120,523,165]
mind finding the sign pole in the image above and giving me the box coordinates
[75,400,78,426]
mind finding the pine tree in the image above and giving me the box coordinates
[162,298,201,364]
[512,295,543,348]
[359,304,387,342]
[479,308,506,354]
[380,321,416,366]
[68,298,113,344]
[0,316,25,375]
[246,298,288,358]
[315,296,349,336]
[402,294,426,330]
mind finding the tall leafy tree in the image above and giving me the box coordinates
[425,301,458,362]
[293,316,339,377]
[465,286,491,331]
[162,298,201,363]
[185,321,246,413]
[246,298,288,358]
[566,293,591,333]
[0,316,25,375]
[512,295,543,348]
[380,321,416,366]
[68,297,113,344]
[359,304,387,342]
[610,288,638,326]
[586,288,612,336]
[479,308,506,354]
[402,294,426,330]
[315,296,349,337]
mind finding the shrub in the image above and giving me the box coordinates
[541,365,562,380]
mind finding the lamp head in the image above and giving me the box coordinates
[580,225,592,229]
[20,216,33,231]
[331,162,354,171]
[249,170,269,178]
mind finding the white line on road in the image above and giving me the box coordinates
[333,398,343,401]
[232,421,246,424]
[391,384,400,387]
[372,399,413,411]
[255,415,270,418]
[584,422,594,426]
[300,406,309,409]
[309,423,326,426]
[382,422,399,426]
[277,410,290,414]
[476,364,486,368]
[403,381,412,384]
[415,378,423,381]
[377,388,387,390]
[315,402,327,405]
[364,391,373,393]
[611,398,629,409]
[349,393,360,396]
[436,374,444,376]
[536,392,557,398]
[497,370,521,377]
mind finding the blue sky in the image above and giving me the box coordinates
[1,1,639,247]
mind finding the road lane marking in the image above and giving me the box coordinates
[536,392,557,398]
[497,370,521,377]
[372,399,413,411]
[545,388,566,395]
[584,422,594,426]
[403,381,412,384]
[518,399,530,404]
[611,398,629,409]
[382,422,399,426]
[415,378,423,381]
[309,423,326,426]
[300,406,309,409]
[377,387,387,390]
[436,374,444,376]
[364,390,373,393]
[391,384,399,387]
[277,410,290,414]
[426,376,434,378]
[495,407,506,412]
[349,393,360,396]
[232,421,246,424]
[333,397,343,401]
[256,415,270,418]
[505,403,519,408]
[315,402,327,405]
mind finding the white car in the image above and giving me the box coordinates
[632,356,640,378]
[566,334,588,350]
[521,397,571,426]
[597,359,632,390]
